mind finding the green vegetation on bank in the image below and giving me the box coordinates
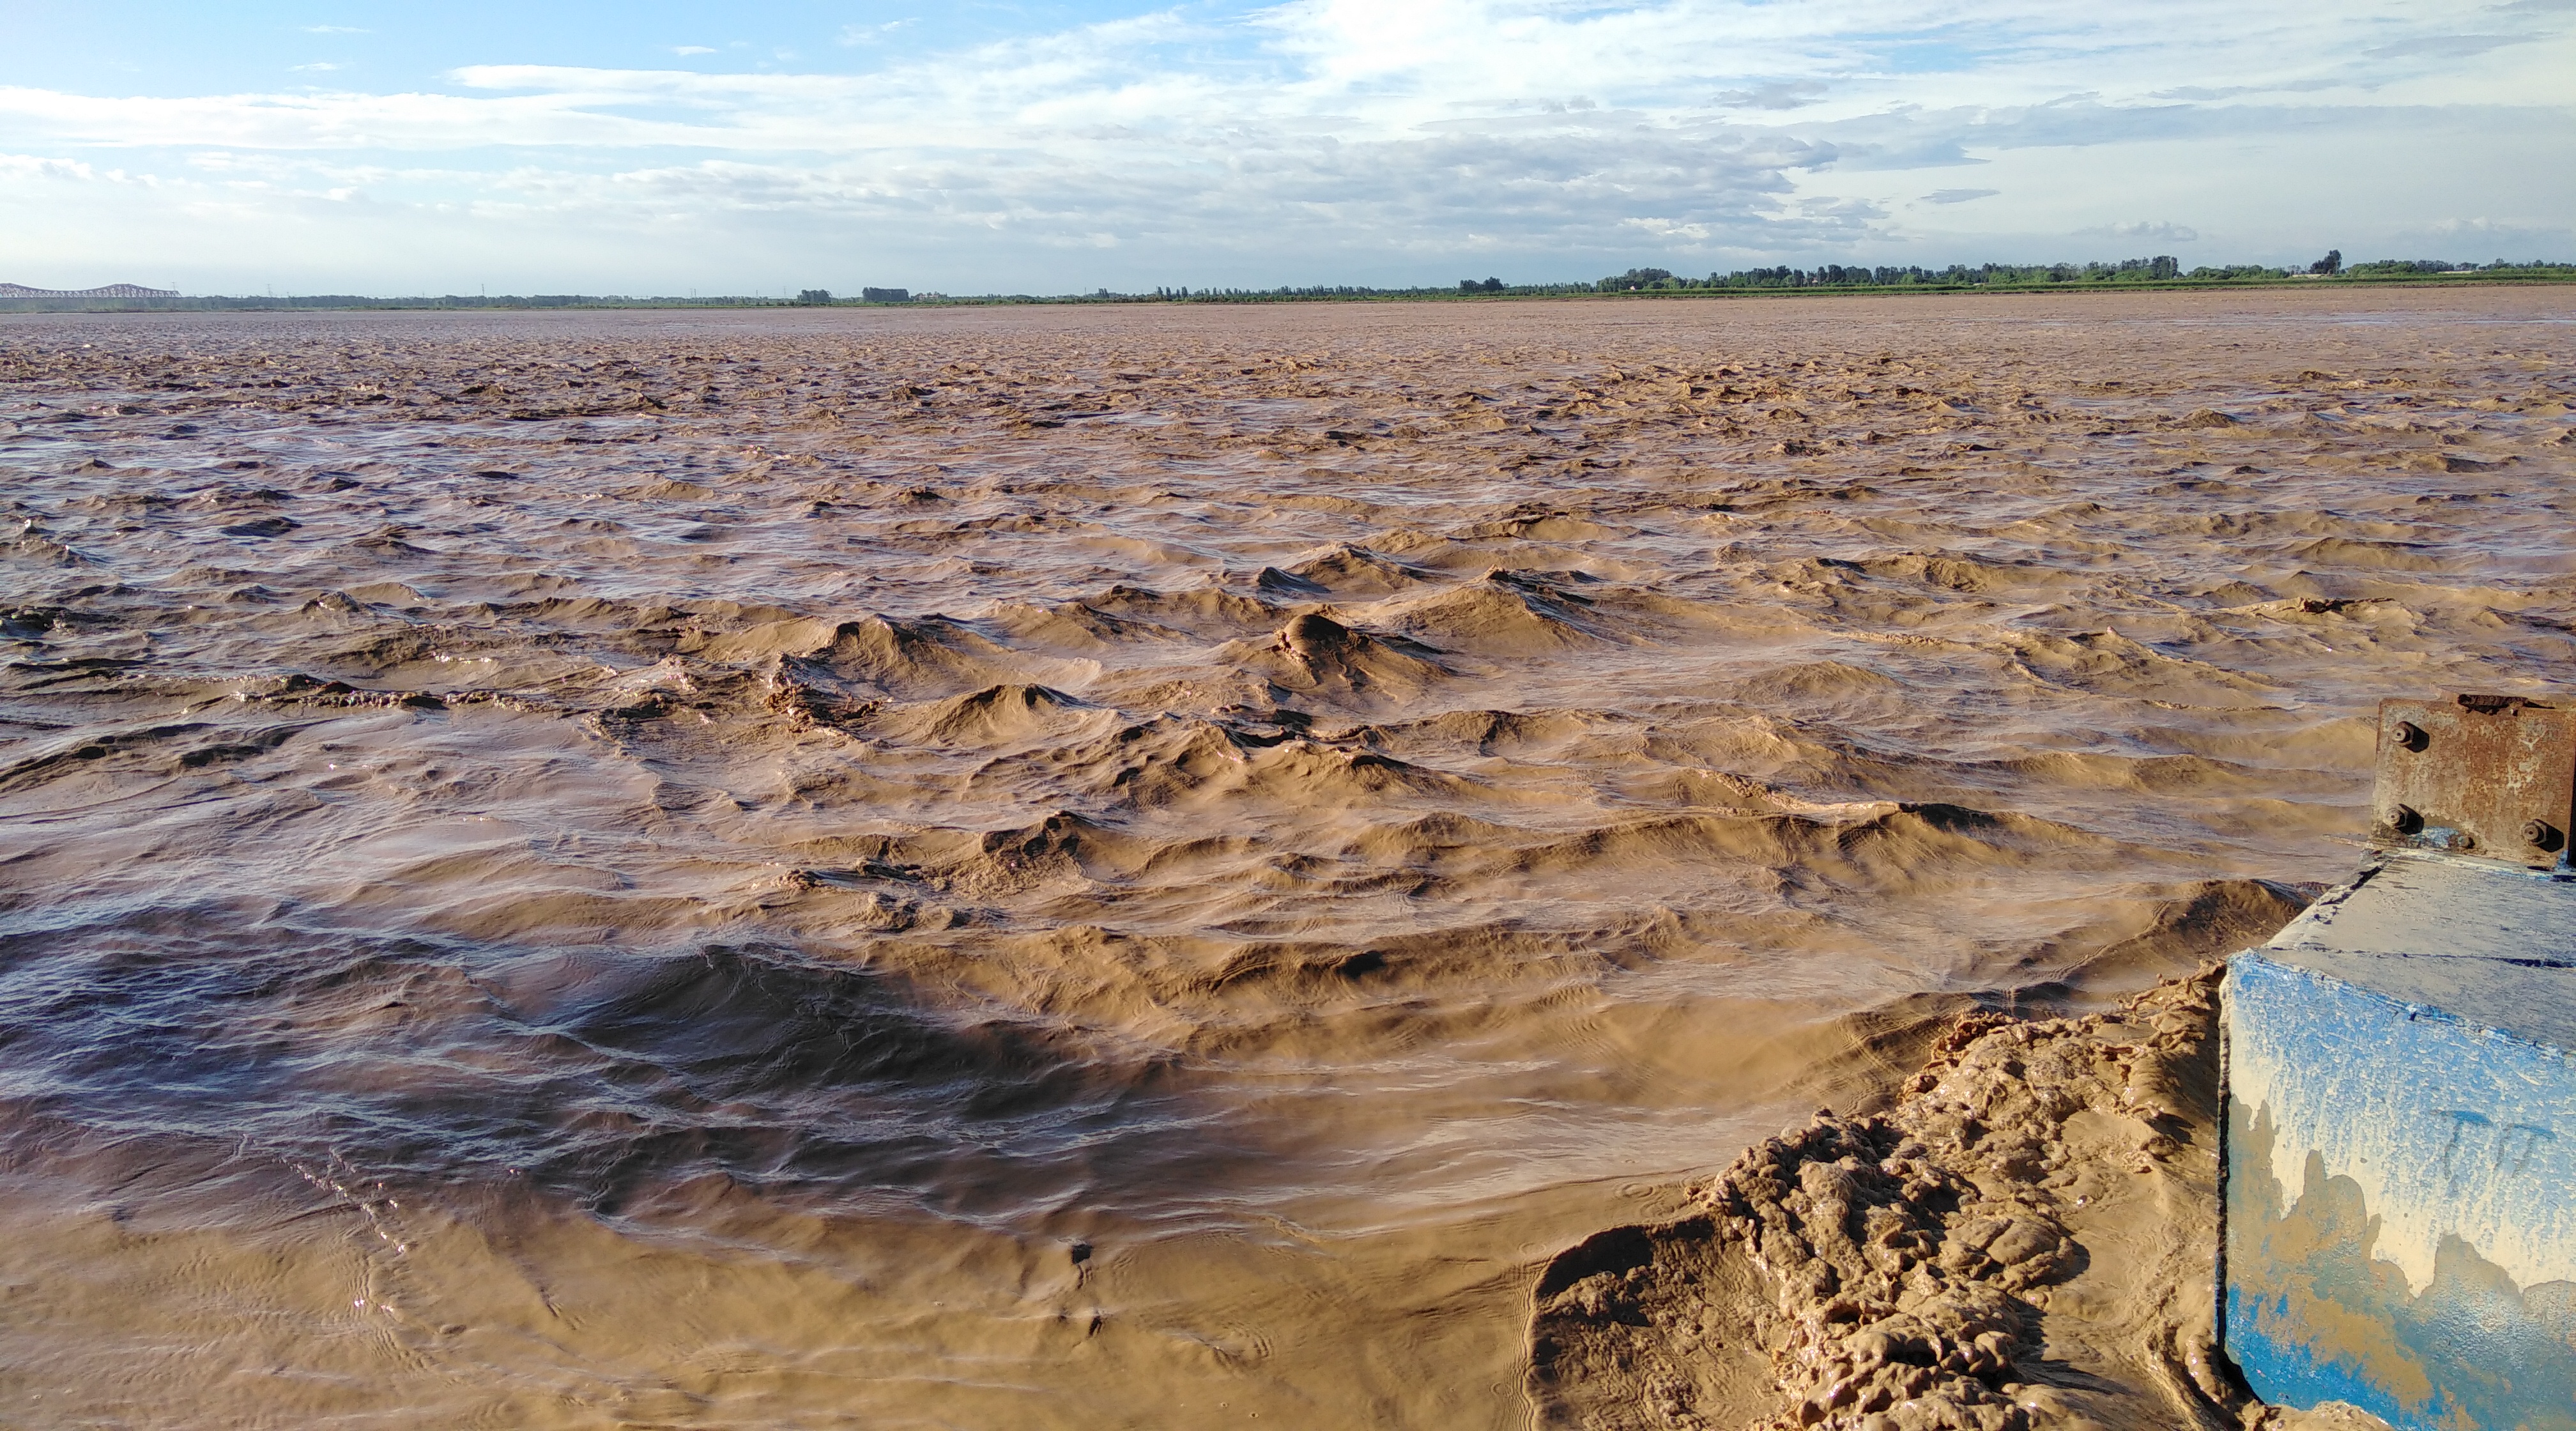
[1566,250,2572,293]
[4,254,2571,312]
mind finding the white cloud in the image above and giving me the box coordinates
[838,20,914,45]
[1,0,2570,290]
[1716,80,1828,111]
[2407,215,2576,256]
[2078,218,2200,242]
[0,153,107,182]
[2365,33,2526,58]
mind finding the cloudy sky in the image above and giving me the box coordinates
[4,0,2570,296]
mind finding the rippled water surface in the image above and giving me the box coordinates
[2,291,2570,1427]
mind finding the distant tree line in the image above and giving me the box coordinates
[5,259,2571,313]
[1598,256,2191,290]
[2338,257,2548,277]
[981,256,2576,302]
[1565,254,2576,292]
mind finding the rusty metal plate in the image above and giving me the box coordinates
[2373,694,2576,868]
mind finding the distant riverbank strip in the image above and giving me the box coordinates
[4,258,2571,313]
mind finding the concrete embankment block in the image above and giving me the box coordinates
[2224,851,2576,1429]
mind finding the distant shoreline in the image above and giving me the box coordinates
[4,270,2573,316]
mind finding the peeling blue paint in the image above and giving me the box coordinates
[2224,869,2576,1431]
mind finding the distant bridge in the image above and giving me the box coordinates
[1,282,181,298]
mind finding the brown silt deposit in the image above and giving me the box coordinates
[0,288,2568,1427]
[1532,967,2231,1430]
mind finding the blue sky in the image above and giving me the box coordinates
[3,0,2570,295]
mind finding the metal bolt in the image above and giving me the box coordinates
[2393,720,2427,751]
[2457,832,2479,852]
[2389,804,2425,835]
[2526,820,2564,852]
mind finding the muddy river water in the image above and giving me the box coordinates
[1,289,2570,1427]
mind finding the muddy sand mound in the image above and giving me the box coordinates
[1526,967,2388,1431]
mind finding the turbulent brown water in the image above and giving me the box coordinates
[0,290,2569,1428]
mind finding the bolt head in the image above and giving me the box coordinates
[2394,719,2428,751]
[2389,804,2425,836]
[2526,820,2565,853]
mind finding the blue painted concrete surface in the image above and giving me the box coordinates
[2225,858,2576,1430]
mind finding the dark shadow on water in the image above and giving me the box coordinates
[0,898,1225,1221]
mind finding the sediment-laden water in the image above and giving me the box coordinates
[1,290,2568,1428]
